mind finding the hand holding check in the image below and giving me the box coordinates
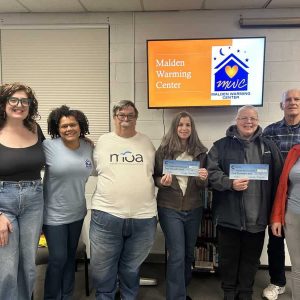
[199,168,208,180]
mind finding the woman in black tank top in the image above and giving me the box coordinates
[0,83,45,300]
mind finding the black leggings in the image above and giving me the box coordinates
[217,226,265,300]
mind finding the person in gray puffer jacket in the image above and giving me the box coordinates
[207,105,283,300]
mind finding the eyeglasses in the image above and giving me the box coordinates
[59,123,79,130]
[116,113,136,121]
[7,97,31,107]
[237,117,258,122]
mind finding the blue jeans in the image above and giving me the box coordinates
[0,180,43,300]
[43,219,84,300]
[90,210,157,300]
[158,206,203,300]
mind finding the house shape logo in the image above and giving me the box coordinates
[214,53,249,91]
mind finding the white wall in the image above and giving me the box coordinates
[132,9,300,150]
[0,8,297,263]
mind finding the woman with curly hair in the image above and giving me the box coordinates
[0,83,45,300]
[43,105,94,300]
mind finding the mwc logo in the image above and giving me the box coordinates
[110,150,144,164]
[213,53,249,91]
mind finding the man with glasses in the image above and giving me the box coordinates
[90,100,157,300]
[262,89,300,300]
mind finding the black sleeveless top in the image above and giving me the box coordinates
[0,124,46,181]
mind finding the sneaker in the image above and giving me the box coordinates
[262,284,285,300]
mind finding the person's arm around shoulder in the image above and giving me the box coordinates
[0,213,13,247]
[81,136,95,148]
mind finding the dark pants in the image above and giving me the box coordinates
[158,206,203,300]
[43,219,84,300]
[218,226,265,300]
[267,226,286,287]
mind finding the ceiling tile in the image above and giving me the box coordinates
[0,0,297,14]
[0,0,28,13]
[143,0,205,11]
[19,0,85,13]
[204,0,267,10]
[80,0,142,12]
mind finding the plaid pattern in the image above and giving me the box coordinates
[263,118,300,160]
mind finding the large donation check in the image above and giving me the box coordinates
[163,160,200,176]
[229,164,269,180]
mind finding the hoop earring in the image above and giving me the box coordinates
[3,111,6,120]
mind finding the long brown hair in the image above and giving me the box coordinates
[160,111,207,158]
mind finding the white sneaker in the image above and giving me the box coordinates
[262,284,286,300]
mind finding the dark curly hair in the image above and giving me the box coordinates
[48,105,89,139]
[0,83,39,132]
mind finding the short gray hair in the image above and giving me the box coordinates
[281,89,300,104]
[235,105,258,120]
[112,100,139,118]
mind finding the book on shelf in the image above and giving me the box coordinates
[194,260,214,270]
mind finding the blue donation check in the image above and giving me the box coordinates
[163,160,200,176]
[229,164,269,180]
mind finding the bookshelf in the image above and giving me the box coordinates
[193,189,218,273]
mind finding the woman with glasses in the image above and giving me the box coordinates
[154,111,208,300]
[42,105,94,300]
[0,82,45,300]
[207,105,283,300]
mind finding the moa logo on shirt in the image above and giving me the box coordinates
[110,150,143,164]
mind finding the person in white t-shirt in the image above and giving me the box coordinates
[90,100,157,300]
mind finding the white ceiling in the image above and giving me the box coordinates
[0,0,299,13]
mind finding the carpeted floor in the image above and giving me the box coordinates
[33,262,292,300]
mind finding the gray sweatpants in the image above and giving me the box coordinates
[285,209,300,300]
